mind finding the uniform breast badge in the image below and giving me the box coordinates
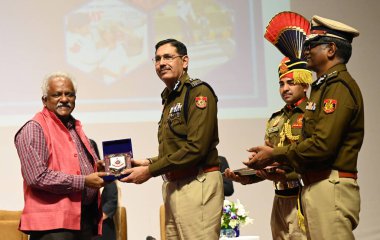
[323,99,337,113]
[291,115,303,128]
[169,103,182,118]
[195,96,207,109]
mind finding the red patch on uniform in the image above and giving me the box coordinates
[292,114,303,128]
[323,99,337,113]
[195,96,207,109]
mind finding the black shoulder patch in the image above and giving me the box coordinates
[185,78,217,98]
[269,110,282,120]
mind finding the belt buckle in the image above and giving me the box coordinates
[274,180,300,190]
[286,180,299,188]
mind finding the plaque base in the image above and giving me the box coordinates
[102,173,129,182]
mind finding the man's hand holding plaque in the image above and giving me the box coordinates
[223,167,264,185]
[119,164,152,184]
[102,138,133,181]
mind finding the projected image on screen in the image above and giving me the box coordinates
[1,0,287,125]
[65,1,148,85]
[63,0,265,114]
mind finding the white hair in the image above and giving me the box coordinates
[41,71,77,97]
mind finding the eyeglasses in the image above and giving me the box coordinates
[152,54,184,64]
[303,41,331,52]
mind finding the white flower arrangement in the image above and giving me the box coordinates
[221,199,254,229]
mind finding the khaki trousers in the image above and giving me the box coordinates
[271,194,306,240]
[162,170,223,240]
[302,170,360,240]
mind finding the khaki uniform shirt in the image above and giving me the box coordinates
[149,72,219,176]
[266,99,307,180]
[273,64,364,173]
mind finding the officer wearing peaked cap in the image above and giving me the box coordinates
[245,15,364,240]
[225,11,311,240]
[306,15,359,43]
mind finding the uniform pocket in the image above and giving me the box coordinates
[167,117,187,139]
[302,116,316,139]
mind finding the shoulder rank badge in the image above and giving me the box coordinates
[323,99,337,113]
[195,96,207,109]
[306,101,316,111]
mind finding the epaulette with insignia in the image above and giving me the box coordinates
[325,71,359,105]
[326,71,338,81]
[312,71,340,89]
[269,110,283,120]
[188,78,203,88]
[185,78,217,100]
[183,78,216,123]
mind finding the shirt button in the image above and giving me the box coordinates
[74,154,78,157]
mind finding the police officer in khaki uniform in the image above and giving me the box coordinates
[121,39,223,240]
[246,16,364,240]
[225,57,311,240]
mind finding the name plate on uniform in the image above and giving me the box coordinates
[102,138,133,181]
